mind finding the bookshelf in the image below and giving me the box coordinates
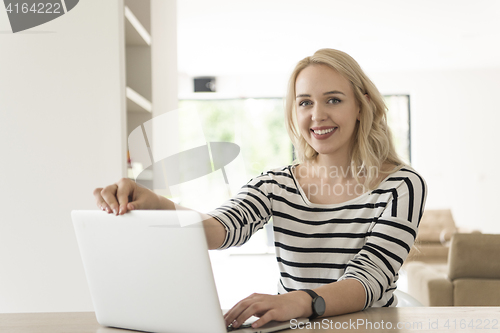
[124,0,154,187]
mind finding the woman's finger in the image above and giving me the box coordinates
[234,301,268,329]
[224,293,259,326]
[252,309,277,329]
[100,184,120,215]
[115,178,134,215]
[224,303,245,327]
[93,187,111,213]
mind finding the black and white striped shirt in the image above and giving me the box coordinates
[207,164,427,308]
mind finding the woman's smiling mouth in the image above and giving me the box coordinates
[310,126,337,139]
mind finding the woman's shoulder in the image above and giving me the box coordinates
[245,164,297,190]
[391,165,426,183]
[257,164,295,180]
[377,164,427,192]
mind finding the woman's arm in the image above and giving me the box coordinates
[337,168,427,308]
[224,279,365,329]
[94,178,227,250]
[309,279,365,317]
[156,194,226,249]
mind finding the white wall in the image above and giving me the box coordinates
[179,67,500,234]
[372,68,500,234]
[150,0,179,196]
[0,0,126,312]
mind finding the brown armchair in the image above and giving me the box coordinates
[405,233,500,306]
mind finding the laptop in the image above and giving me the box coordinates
[71,210,308,333]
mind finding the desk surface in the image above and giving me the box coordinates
[1,307,499,333]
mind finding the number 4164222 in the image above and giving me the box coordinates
[5,2,62,14]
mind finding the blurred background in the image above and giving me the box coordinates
[1,0,499,312]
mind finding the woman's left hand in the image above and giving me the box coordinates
[223,291,313,329]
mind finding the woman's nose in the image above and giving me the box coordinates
[311,104,327,122]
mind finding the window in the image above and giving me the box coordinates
[175,95,410,253]
[177,98,290,253]
[384,94,411,164]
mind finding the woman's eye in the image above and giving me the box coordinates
[328,98,341,104]
[299,100,312,107]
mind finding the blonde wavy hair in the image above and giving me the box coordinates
[285,48,406,190]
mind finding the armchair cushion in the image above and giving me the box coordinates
[453,279,500,306]
[448,233,500,280]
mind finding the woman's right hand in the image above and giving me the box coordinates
[93,178,162,215]
[94,178,227,249]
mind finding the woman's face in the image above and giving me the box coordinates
[295,64,360,159]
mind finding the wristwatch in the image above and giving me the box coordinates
[301,289,326,320]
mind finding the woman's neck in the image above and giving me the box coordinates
[306,153,355,183]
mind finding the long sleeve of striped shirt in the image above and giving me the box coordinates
[206,165,427,308]
[337,167,427,308]
[206,171,275,249]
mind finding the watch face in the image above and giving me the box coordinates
[313,296,326,316]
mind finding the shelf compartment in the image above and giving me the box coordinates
[124,6,151,46]
[126,86,152,113]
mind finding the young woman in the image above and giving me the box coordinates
[94,48,426,329]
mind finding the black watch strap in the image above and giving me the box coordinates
[301,289,319,300]
[301,289,325,320]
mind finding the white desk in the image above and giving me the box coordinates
[1,307,499,333]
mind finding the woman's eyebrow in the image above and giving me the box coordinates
[324,90,345,96]
[296,90,346,98]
